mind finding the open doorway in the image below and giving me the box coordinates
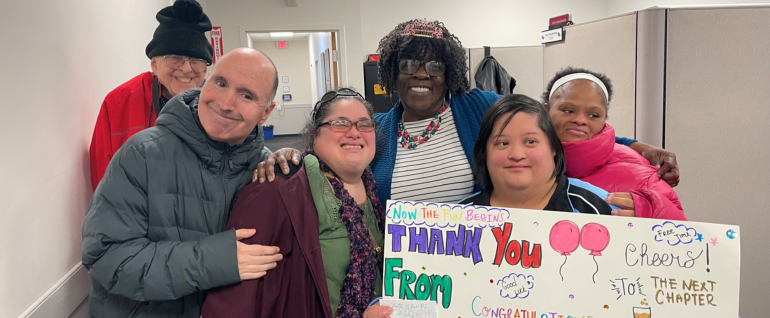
[246,31,341,138]
[307,31,340,102]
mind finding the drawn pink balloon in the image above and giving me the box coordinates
[581,223,610,256]
[549,220,580,255]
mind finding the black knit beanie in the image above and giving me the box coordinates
[145,0,214,64]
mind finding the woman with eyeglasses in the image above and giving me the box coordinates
[89,0,213,190]
[460,94,614,215]
[201,88,393,318]
[256,19,681,210]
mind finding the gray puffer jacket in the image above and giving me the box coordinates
[82,88,270,318]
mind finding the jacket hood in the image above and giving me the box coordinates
[562,123,614,178]
[155,88,265,172]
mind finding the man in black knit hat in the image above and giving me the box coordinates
[89,0,214,190]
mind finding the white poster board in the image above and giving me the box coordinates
[383,200,740,318]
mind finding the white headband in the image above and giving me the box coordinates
[548,73,609,102]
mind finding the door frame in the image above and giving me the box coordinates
[238,24,348,90]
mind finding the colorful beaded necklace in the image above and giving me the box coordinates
[398,100,448,149]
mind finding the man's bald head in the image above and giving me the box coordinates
[211,48,279,102]
[198,48,279,145]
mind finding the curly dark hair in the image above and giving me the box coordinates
[376,19,470,96]
[542,67,614,112]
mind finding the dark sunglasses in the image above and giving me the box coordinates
[398,59,445,77]
[312,88,365,121]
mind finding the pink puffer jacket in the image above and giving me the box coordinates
[562,124,687,221]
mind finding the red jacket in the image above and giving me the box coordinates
[201,166,333,318]
[562,124,687,221]
[89,72,157,189]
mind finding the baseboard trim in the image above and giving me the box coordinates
[18,264,90,318]
[269,133,301,137]
[280,103,312,110]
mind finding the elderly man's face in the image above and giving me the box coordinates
[151,55,207,98]
[197,49,276,146]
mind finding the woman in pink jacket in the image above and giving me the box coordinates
[542,67,686,221]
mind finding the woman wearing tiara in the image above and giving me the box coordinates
[256,20,681,209]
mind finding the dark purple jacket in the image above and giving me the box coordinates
[201,167,333,318]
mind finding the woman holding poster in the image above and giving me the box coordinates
[201,88,392,318]
[459,94,613,215]
[542,67,687,221]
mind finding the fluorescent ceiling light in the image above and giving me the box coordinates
[270,32,294,37]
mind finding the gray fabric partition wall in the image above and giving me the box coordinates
[543,13,638,140]
[665,7,770,318]
[469,46,544,99]
[542,6,770,317]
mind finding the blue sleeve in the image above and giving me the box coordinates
[373,112,386,123]
[567,178,621,211]
[614,136,637,146]
[478,89,503,112]
[368,297,383,307]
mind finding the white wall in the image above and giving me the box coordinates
[205,0,365,93]
[252,39,313,105]
[359,0,609,54]
[607,0,770,15]
[252,39,314,135]
[0,1,168,317]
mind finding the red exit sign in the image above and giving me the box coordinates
[549,14,572,27]
[276,41,287,49]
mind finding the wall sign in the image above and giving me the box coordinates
[541,28,564,44]
[211,27,223,64]
[549,14,573,29]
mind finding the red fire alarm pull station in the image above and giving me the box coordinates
[276,41,287,49]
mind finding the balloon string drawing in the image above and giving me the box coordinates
[550,221,610,284]
[550,220,579,281]
[559,255,568,281]
[582,222,610,283]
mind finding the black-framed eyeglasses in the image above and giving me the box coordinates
[320,118,376,132]
[162,54,210,73]
[398,59,445,77]
[312,88,365,121]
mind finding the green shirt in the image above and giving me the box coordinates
[305,155,384,316]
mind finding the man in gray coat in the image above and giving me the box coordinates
[82,48,283,317]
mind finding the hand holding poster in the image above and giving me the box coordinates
[383,200,740,317]
[380,299,438,318]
